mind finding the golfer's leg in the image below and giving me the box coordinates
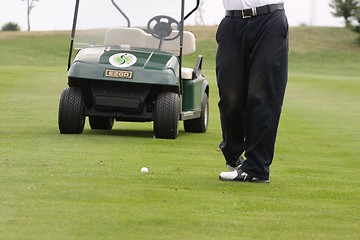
[216,18,247,166]
[241,11,289,179]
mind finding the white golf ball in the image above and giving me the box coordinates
[141,167,149,173]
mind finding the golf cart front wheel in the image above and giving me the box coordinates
[184,93,209,133]
[58,87,85,134]
[153,92,180,139]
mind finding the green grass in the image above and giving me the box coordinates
[1,27,360,239]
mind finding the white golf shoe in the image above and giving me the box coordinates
[219,169,270,183]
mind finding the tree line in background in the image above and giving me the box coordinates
[1,0,360,36]
[329,0,360,33]
[23,0,40,31]
[1,0,39,31]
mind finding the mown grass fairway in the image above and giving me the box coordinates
[1,27,360,239]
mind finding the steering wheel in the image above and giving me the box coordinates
[147,15,181,41]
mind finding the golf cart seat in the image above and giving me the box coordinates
[104,27,196,56]
[182,54,203,80]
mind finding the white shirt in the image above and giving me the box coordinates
[223,0,285,10]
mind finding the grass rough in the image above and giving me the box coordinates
[1,27,360,239]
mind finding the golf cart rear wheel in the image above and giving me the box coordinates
[89,117,114,130]
[153,92,180,139]
[184,93,209,133]
[58,87,85,134]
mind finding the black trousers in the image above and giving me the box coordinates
[216,10,289,179]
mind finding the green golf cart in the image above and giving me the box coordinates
[58,0,208,139]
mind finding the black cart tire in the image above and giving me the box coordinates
[184,93,209,133]
[89,117,114,130]
[58,87,85,134]
[153,92,180,139]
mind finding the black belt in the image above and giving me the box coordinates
[225,3,284,19]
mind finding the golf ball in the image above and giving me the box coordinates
[141,167,149,173]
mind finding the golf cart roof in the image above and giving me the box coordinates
[71,0,198,55]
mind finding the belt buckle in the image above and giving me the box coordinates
[241,8,257,19]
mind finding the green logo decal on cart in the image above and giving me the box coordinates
[109,53,137,68]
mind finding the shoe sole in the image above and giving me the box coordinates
[219,175,270,183]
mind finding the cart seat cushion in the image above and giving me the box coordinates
[181,67,193,80]
[104,27,196,56]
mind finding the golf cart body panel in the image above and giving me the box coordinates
[59,0,208,138]
[69,48,180,86]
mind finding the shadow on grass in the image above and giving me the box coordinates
[83,129,153,138]
[82,129,188,139]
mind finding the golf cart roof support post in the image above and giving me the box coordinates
[111,0,131,27]
[67,0,80,71]
[179,0,200,94]
[179,0,185,94]
[185,0,200,20]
